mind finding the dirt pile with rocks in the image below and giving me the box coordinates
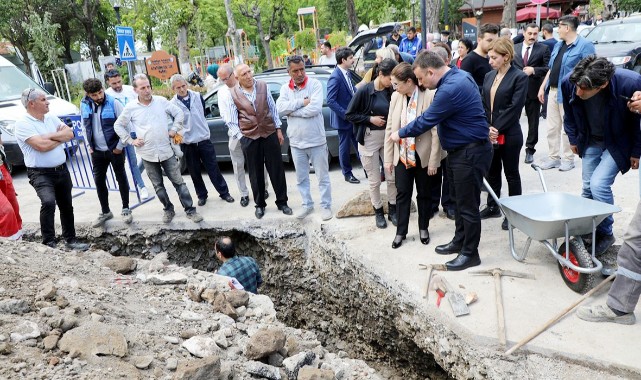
[0,240,381,380]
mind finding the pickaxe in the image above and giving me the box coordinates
[470,268,535,346]
[419,264,447,301]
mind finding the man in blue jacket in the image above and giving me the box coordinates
[562,56,641,255]
[399,27,422,58]
[327,47,360,184]
[81,78,133,227]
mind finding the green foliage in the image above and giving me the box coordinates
[327,31,347,48]
[270,36,289,56]
[617,0,641,12]
[443,0,466,30]
[22,12,64,73]
[294,28,316,50]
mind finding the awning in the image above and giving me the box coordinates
[516,6,562,22]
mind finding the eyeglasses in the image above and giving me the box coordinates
[22,88,35,103]
[220,72,234,82]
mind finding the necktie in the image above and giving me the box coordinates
[523,46,530,67]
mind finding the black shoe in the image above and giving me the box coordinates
[392,235,406,249]
[435,240,462,255]
[65,239,89,251]
[345,174,360,184]
[44,240,57,248]
[374,206,387,228]
[264,190,270,200]
[388,203,398,226]
[198,198,207,206]
[524,153,534,164]
[222,194,235,203]
[277,205,293,215]
[445,209,456,220]
[479,206,501,219]
[430,208,439,219]
[419,230,430,245]
[502,218,509,230]
[255,207,265,219]
[594,234,616,256]
[240,196,249,207]
[446,253,481,271]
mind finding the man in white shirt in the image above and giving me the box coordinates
[114,74,203,224]
[318,41,336,66]
[104,69,149,199]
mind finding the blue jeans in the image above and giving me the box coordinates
[143,157,195,214]
[124,145,146,189]
[581,144,619,236]
[291,144,332,210]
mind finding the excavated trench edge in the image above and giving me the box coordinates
[26,222,641,379]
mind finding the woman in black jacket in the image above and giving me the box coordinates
[346,58,398,229]
[481,37,528,230]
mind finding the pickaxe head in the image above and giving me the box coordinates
[470,268,535,280]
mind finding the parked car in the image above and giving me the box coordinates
[585,17,641,72]
[348,22,396,76]
[201,66,361,166]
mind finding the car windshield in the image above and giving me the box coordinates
[0,66,45,102]
[588,23,641,43]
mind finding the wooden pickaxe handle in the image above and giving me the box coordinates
[494,271,506,346]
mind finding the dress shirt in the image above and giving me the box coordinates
[113,95,184,162]
[220,79,281,138]
[106,85,137,106]
[218,86,242,139]
[522,43,532,63]
[15,113,67,168]
[338,66,354,94]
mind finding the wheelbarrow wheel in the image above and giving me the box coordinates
[557,239,597,294]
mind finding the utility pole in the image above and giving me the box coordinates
[112,1,135,85]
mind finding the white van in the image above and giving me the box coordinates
[0,55,80,172]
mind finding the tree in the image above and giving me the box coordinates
[238,0,284,69]
[224,0,242,63]
[501,0,516,29]
[0,0,34,76]
[23,12,64,74]
[68,0,103,66]
[345,0,358,36]
[463,0,487,30]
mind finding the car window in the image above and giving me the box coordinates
[588,23,641,43]
[266,82,282,102]
[204,92,220,119]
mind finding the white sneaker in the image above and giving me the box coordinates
[139,187,150,199]
[296,207,314,220]
[92,212,113,227]
[538,158,561,170]
[559,160,575,172]
[321,208,333,221]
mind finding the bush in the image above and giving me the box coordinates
[327,31,347,48]
[295,29,317,51]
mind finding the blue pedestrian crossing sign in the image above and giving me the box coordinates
[116,26,137,61]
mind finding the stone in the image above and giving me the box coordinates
[298,367,335,380]
[214,334,229,349]
[245,328,286,360]
[180,311,205,321]
[148,252,169,273]
[166,358,178,371]
[200,289,216,304]
[0,342,12,355]
[103,257,137,274]
[226,289,249,308]
[283,351,316,379]
[58,322,128,358]
[164,336,180,344]
[182,336,220,358]
[336,190,416,218]
[133,355,153,369]
[56,277,79,289]
[40,306,60,317]
[91,313,104,322]
[268,352,284,367]
[11,320,41,342]
[0,299,30,315]
[244,360,282,380]
[48,356,60,366]
[180,330,197,340]
[56,296,70,309]
[173,355,221,380]
[147,273,188,285]
[36,281,58,300]
[186,286,203,302]
[43,335,60,352]
[60,316,78,332]
[212,292,238,320]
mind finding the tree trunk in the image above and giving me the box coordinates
[146,28,154,52]
[224,0,242,64]
[426,0,440,34]
[58,20,73,62]
[501,0,516,28]
[16,44,32,77]
[256,16,273,69]
[346,0,358,36]
[177,24,191,74]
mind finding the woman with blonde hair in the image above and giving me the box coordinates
[384,62,444,248]
[480,37,528,230]
[358,47,396,87]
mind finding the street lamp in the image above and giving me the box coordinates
[411,0,417,26]
[113,0,121,24]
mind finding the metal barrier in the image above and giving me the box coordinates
[61,114,154,209]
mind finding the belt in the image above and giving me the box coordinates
[549,86,558,90]
[183,139,211,146]
[447,139,489,154]
[27,164,67,172]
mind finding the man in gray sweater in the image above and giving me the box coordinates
[276,56,333,220]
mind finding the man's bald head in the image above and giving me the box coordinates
[218,64,237,88]
[234,64,253,89]
[215,236,236,259]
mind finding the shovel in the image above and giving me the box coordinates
[432,274,470,317]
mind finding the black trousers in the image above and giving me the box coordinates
[486,133,523,209]
[27,166,76,244]
[431,157,456,213]
[447,141,493,256]
[524,98,541,155]
[182,140,230,200]
[240,133,288,208]
[395,154,433,236]
[92,150,129,213]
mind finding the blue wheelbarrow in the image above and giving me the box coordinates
[483,164,621,294]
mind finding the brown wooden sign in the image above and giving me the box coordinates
[145,50,179,80]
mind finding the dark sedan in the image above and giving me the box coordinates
[587,16,641,72]
[202,67,357,164]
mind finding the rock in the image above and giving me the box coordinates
[55,296,70,309]
[465,291,478,305]
[36,281,58,301]
[245,328,286,360]
[48,356,60,366]
[103,257,137,274]
[56,277,79,289]
[180,311,204,321]
[58,322,128,358]
[182,336,220,358]
[336,190,415,218]
[268,352,284,367]
[283,351,316,379]
[200,289,216,304]
[164,336,180,344]
[43,335,60,352]
[60,316,78,332]
[0,299,30,315]
[11,320,41,342]
[40,306,60,317]
[91,313,104,322]
[298,367,335,380]
[214,334,229,349]
[186,286,203,302]
[0,342,12,355]
[173,355,221,380]
[180,330,197,340]
[147,273,188,285]
[244,361,281,380]
[166,358,178,371]
[133,355,153,369]
[226,289,249,308]
[212,292,238,320]
[148,252,169,273]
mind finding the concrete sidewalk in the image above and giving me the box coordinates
[9,115,641,376]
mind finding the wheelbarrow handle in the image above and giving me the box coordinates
[530,164,548,192]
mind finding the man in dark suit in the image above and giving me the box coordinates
[327,47,360,184]
[513,23,551,164]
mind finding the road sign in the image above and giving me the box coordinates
[116,26,137,62]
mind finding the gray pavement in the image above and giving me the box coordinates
[9,115,641,374]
